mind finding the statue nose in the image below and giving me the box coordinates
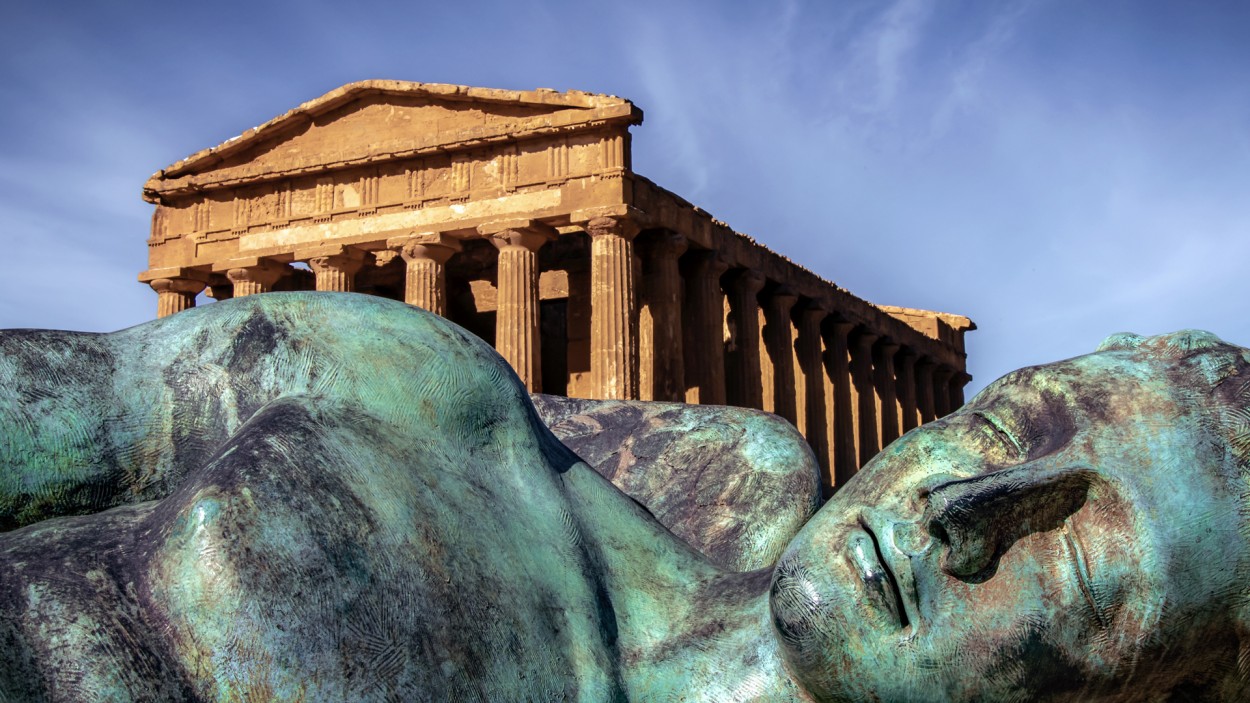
[921,463,1095,579]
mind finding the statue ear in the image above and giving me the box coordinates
[923,463,1096,580]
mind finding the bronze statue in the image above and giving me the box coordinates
[1,293,1247,701]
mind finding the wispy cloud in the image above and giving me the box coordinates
[930,0,1036,137]
[859,0,932,113]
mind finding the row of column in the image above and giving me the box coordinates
[686,268,969,495]
[477,216,638,397]
[150,222,971,497]
[149,249,374,316]
[626,235,972,495]
[838,327,969,490]
[150,216,642,403]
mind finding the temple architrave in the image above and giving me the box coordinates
[139,80,975,496]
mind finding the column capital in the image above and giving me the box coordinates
[298,246,367,274]
[852,329,879,350]
[766,285,799,311]
[798,299,829,324]
[224,260,286,287]
[571,205,646,231]
[730,269,766,296]
[583,215,641,241]
[480,219,557,252]
[877,340,901,355]
[685,249,730,279]
[149,277,206,296]
[643,230,688,260]
[391,231,462,265]
[897,346,919,362]
[933,365,956,381]
[151,275,207,318]
[372,250,400,267]
[829,319,857,338]
[308,257,365,276]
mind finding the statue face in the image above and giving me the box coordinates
[772,347,1250,701]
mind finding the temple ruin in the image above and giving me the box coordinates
[138,80,974,496]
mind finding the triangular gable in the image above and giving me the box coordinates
[144,80,640,201]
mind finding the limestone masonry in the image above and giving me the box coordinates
[139,80,974,495]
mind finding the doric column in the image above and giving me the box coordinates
[915,359,937,423]
[850,329,880,466]
[796,302,830,487]
[481,220,555,393]
[933,366,954,418]
[762,286,798,423]
[150,277,206,318]
[682,251,730,405]
[392,232,461,316]
[306,249,366,292]
[896,348,920,433]
[585,215,641,400]
[226,262,286,298]
[639,231,688,402]
[827,321,858,489]
[874,341,901,447]
[949,371,971,412]
[725,270,766,409]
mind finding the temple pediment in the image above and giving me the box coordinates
[144,80,641,201]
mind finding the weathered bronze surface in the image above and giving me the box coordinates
[2,294,1247,701]
[533,394,820,572]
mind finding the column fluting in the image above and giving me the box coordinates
[682,251,730,405]
[151,277,205,318]
[396,233,461,316]
[726,270,766,409]
[796,303,830,487]
[226,263,285,298]
[828,321,859,487]
[874,341,901,446]
[587,216,641,400]
[484,223,554,393]
[851,329,880,466]
[639,231,688,402]
[308,251,365,292]
[762,287,798,423]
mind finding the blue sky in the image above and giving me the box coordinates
[1,0,1247,394]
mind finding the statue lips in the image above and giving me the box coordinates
[849,521,912,630]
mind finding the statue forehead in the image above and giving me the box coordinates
[994,345,1210,398]
[970,351,1203,439]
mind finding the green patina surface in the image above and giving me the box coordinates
[1,293,1249,701]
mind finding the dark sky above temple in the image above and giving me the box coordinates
[2,0,1247,394]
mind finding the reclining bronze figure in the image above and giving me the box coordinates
[2,293,1246,701]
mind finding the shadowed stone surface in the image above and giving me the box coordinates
[532,394,820,572]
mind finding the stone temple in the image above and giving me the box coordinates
[137,80,974,496]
